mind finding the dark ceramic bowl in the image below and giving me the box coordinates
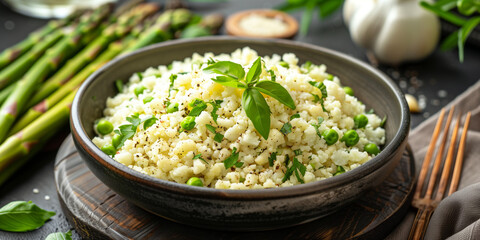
[71,37,410,231]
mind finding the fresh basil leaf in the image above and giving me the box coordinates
[290,113,300,120]
[242,88,271,140]
[203,61,245,80]
[223,147,240,169]
[268,69,276,81]
[246,57,262,84]
[45,230,72,240]
[280,122,292,135]
[0,201,55,232]
[126,113,141,126]
[168,74,178,98]
[211,76,246,88]
[268,152,277,167]
[143,116,158,129]
[254,81,296,109]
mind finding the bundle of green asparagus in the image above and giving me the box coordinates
[0,1,224,185]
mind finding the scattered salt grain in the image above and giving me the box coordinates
[32,188,39,194]
[438,90,447,98]
[44,195,50,200]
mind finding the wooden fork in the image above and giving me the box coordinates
[408,107,471,240]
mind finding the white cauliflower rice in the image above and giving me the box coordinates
[93,47,386,189]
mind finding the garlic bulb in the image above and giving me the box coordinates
[343,0,441,65]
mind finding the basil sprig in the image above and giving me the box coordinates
[113,114,157,149]
[223,147,243,169]
[0,201,55,232]
[203,57,296,140]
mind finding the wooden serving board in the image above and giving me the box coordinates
[55,135,415,240]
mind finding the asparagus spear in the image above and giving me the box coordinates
[0,4,113,143]
[0,30,64,90]
[0,82,17,106]
[9,9,190,136]
[26,3,160,108]
[0,91,75,185]
[0,9,87,71]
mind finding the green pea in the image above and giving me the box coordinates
[186,177,203,187]
[322,129,339,146]
[279,61,289,68]
[354,114,368,129]
[364,143,380,155]
[327,74,334,80]
[343,86,354,96]
[112,134,122,149]
[341,130,359,147]
[143,96,154,104]
[167,102,179,113]
[96,120,113,135]
[101,144,116,156]
[134,85,147,97]
[181,116,196,131]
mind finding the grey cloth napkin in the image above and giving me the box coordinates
[386,80,480,240]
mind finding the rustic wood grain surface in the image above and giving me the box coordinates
[55,135,415,240]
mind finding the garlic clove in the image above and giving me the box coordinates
[405,94,421,113]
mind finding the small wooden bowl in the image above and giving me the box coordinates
[226,9,298,39]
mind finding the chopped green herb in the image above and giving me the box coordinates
[154,73,162,78]
[311,117,324,138]
[143,116,158,129]
[208,100,223,123]
[380,116,387,127]
[284,154,290,166]
[193,153,208,164]
[188,99,207,117]
[309,81,328,112]
[136,72,143,80]
[178,72,189,75]
[280,122,292,135]
[282,157,306,183]
[366,109,375,114]
[294,149,302,156]
[207,57,216,65]
[168,74,178,98]
[268,152,277,167]
[290,113,300,120]
[239,177,246,182]
[206,124,224,143]
[334,166,346,176]
[115,80,123,93]
[326,74,334,80]
[113,114,158,150]
[301,61,312,73]
[268,69,276,81]
[143,96,154,104]
[223,147,241,169]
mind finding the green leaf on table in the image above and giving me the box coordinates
[440,30,459,50]
[420,1,466,26]
[0,201,55,232]
[242,88,271,140]
[45,230,72,240]
[254,81,296,109]
[203,61,245,80]
[246,57,262,84]
[457,0,479,16]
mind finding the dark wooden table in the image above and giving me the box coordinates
[1,0,479,239]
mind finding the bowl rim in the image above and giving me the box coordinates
[71,36,410,200]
